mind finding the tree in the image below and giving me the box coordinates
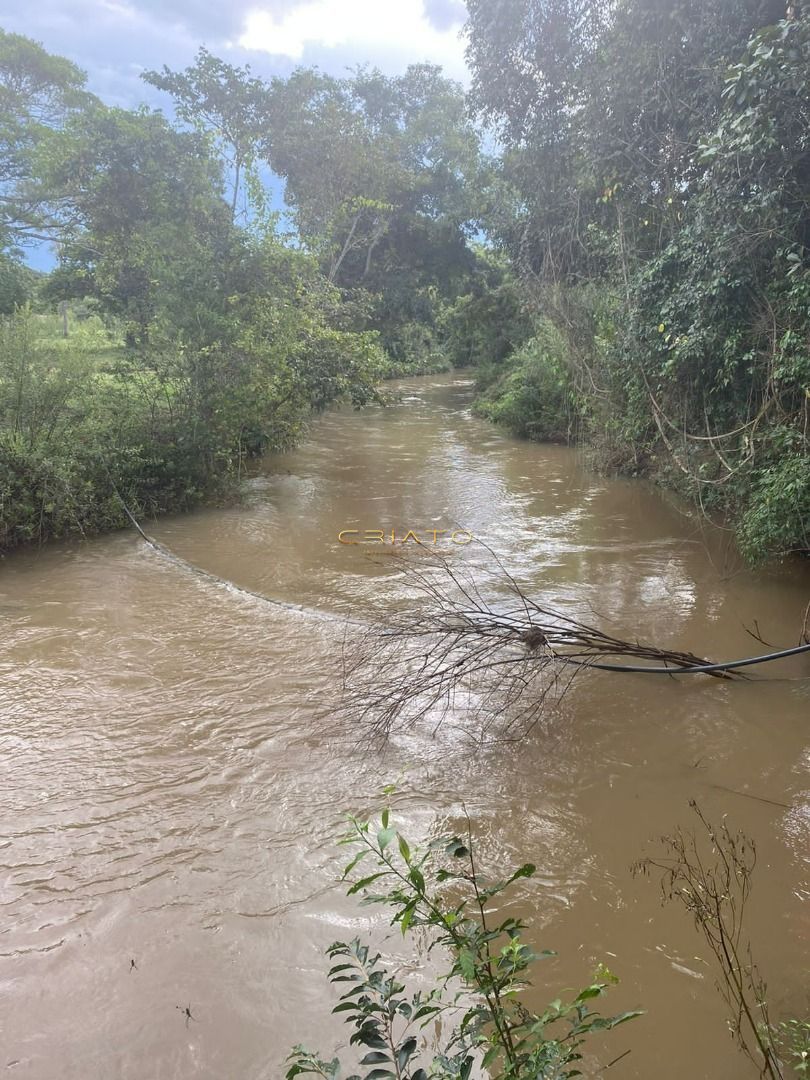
[464,0,809,558]
[40,104,232,344]
[0,28,93,250]
[263,64,487,362]
[143,48,271,222]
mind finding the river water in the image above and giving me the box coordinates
[1,374,808,1079]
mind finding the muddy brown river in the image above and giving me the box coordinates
[1,374,808,1079]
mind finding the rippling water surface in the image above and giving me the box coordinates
[1,375,808,1078]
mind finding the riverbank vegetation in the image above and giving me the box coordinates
[0,32,485,549]
[458,0,810,562]
[2,2,809,558]
[287,798,641,1079]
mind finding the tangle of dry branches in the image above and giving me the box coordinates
[338,546,726,743]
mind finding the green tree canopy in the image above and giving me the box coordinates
[142,47,272,221]
[0,28,93,250]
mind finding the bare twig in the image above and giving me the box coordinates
[634,803,783,1079]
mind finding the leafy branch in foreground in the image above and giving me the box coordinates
[287,797,640,1079]
[779,1020,810,1078]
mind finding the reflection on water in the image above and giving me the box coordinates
[0,375,808,1078]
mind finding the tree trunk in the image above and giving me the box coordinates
[231,157,242,221]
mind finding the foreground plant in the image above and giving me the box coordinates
[287,796,640,1079]
[779,1020,810,1077]
[634,801,805,1080]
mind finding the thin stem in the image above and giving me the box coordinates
[465,813,519,1067]
[353,820,517,1070]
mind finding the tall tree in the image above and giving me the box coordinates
[42,105,232,344]
[262,63,487,361]
[0,29,93,253]
[143,48,271,222]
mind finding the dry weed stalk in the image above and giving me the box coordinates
[634,802,783,1080]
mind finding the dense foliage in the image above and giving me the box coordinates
[0,32,486,550]
[463,0,810,560]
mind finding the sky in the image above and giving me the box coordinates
[1,0,470,109]
[3,0,471,269]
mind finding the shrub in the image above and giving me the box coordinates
[474,324,577,443]
[738,450,810,561]
[287,797,639,1079]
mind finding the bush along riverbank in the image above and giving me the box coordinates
[0,296,456,554]
[289,795,809,1080]
[0,291,384,552]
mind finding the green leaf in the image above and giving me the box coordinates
[395,1037,417,1072]
[400,899,417,936]
[508,862,536,883]
[458,949,476,981]
[359,1052,390,1065]
[377,826,396,851]
[607,1010,644,1028]
[347,872,387,895]
[397,833,411,863]
[342,849,371,878]
[353,1030,387,1050]
[482,1045,499,1068]
[408,866,425,893]
[412,1003,440,1021]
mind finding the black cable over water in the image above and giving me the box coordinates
[582,643,810,675]
[113,490,351,625]
[114,487,810,677]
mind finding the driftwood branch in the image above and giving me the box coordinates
[338,546,727,743]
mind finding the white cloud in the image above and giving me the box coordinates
[237,0,468,80]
